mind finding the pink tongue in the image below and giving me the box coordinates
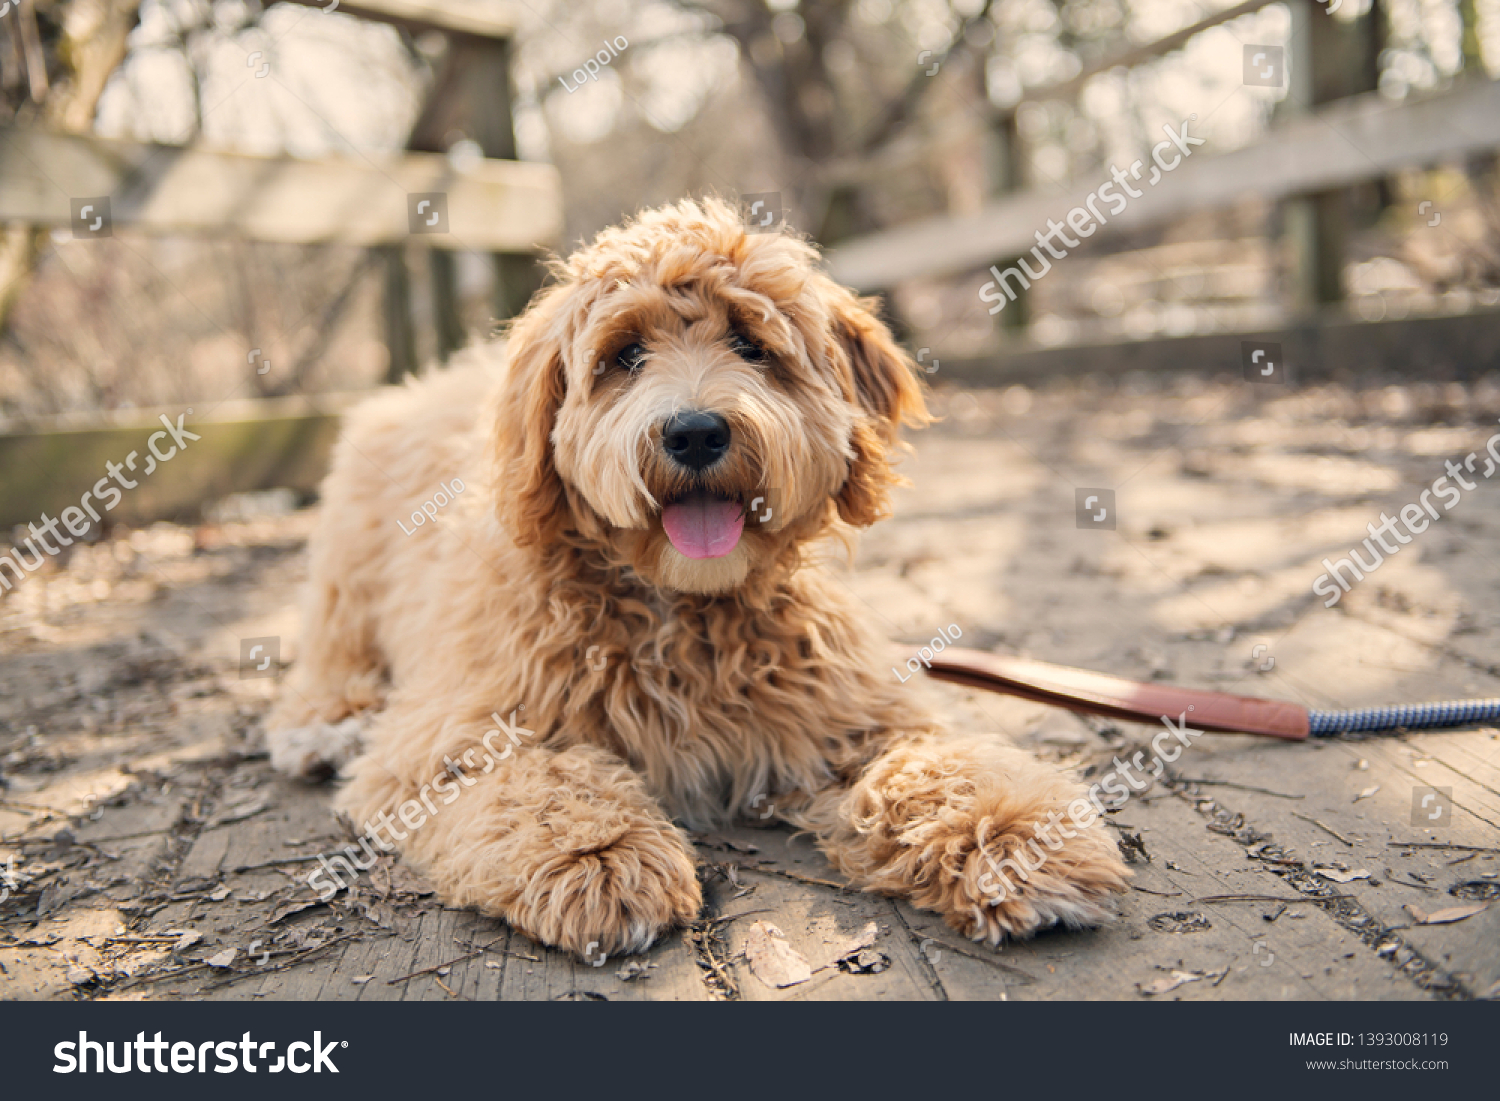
[661,494,744,559]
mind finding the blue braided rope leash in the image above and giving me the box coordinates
[1307,699,1500,736]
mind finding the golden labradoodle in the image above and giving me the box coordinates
[267,198,1128,958]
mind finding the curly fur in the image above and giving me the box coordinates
[267,198,1128,958]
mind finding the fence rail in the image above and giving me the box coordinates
[0,127,561,250]
[826,78,1500,291]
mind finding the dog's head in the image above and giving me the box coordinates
[489,197,928,594]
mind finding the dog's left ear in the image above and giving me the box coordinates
[826,289,930,527]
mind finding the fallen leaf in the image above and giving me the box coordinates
[205,948,238,969]
[173,930,202,953]
[743,921,812,988]
[484,960,503,970]
[1314,866,1371,884]
[1138,969,1205,996]
[1407,902,1488,925]
[1353,785,1380,803]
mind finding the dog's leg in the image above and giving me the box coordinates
[336,715,702,959]
[798,732,1129,945]
[265,572,387,780]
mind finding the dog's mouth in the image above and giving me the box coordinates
[660,490,745,560]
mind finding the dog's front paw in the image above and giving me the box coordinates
[508,819,702,959]
[830,739,1130,945]
[957,808,1130,944]
[266,715,366,780]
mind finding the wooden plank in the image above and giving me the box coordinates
[826,79,1500,289]
[1162,729,1500,998]
[924,308,1500,386]
[702,825,943,1002]
[0,394,362,530]
[275,0,519,40]
[0,127,562,250]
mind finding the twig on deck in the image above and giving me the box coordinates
[706,908,775,925]
[746,866,861,894]
[1292,812,1354,846]
[386,935,507,984]
[903,933,1036,982]
[199,932,372,991]
[1175,779,1304,799]
[1195,894,1349,904]
[231,854,327,872]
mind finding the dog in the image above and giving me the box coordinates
[266,197,1128,958]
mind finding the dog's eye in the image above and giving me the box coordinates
[729,332,767,363]
[614,342,648,373]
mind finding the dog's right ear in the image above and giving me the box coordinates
[489,284,571,548]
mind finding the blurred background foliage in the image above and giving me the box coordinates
[0,0,1496,419]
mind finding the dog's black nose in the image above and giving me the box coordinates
[662,410,731,471]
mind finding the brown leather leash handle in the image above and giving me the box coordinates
[925,647,1311,741]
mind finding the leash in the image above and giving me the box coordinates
[925,648,1500,739]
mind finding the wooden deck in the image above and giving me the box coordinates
[1,374,1496,1000]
